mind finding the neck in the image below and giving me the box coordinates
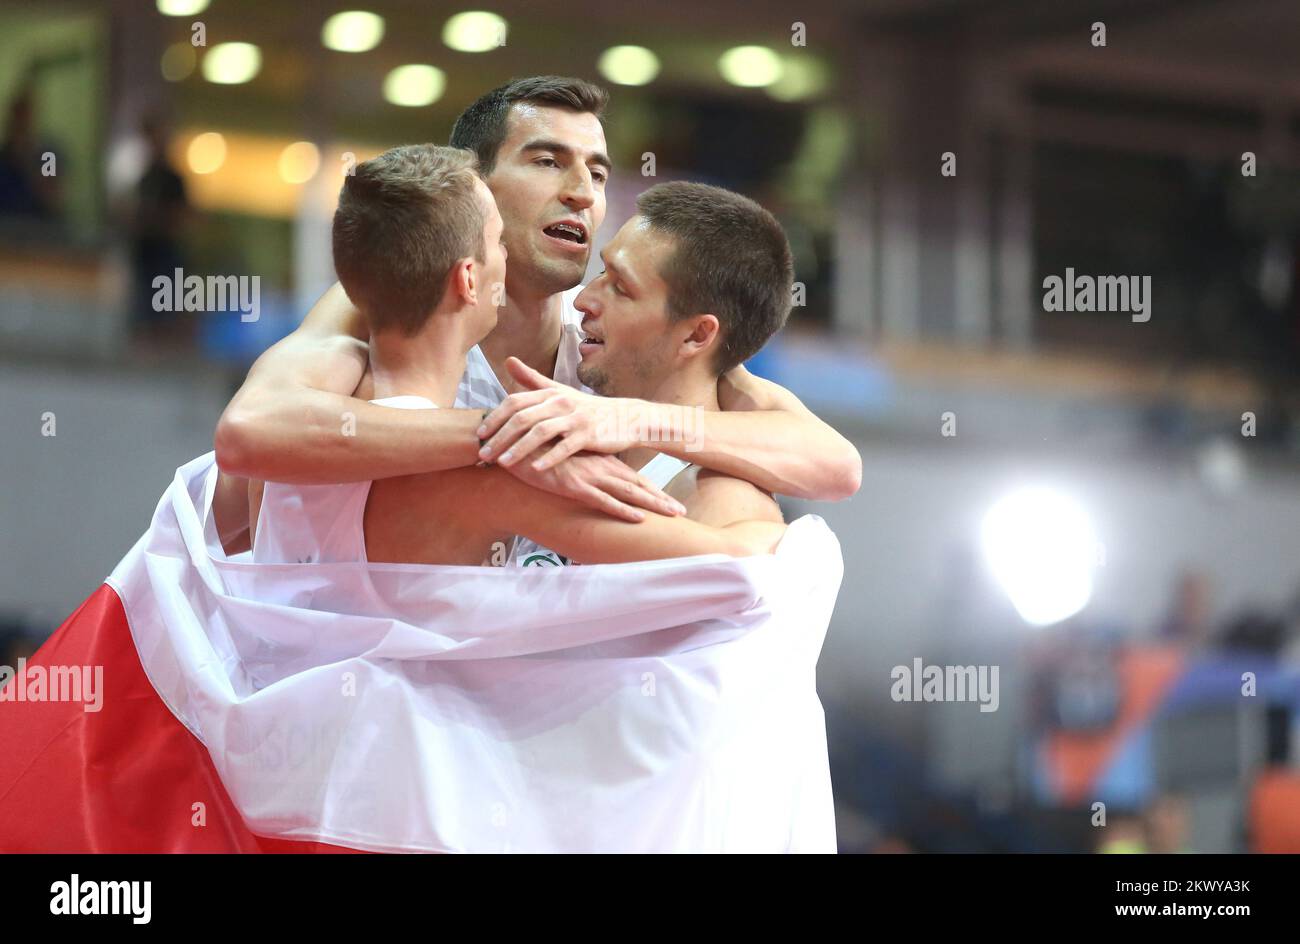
[368,312,475,408]
[479,278,565,387]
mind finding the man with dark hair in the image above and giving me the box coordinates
[593,181,793,381]
[250,147,784,569]
[212,76,860,557]
[473,181,796,567]
[310,178,799,570]
[449,75,609,175]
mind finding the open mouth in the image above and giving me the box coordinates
[542,221,588,246]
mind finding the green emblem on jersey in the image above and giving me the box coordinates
[522,552,569,567]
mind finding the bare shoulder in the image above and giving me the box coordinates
[670,466,784,528]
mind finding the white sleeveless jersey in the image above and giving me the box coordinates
[252,396,437,565]
[254,288,596,566]
[458,286,591,410]
[506,452,694,567]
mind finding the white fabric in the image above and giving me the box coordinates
[506,452,694,568]
[107,452,841,853]
[637,452,693,487]
[252,396,436,566]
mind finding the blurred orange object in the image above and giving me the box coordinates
[1250,770,1300,853]
[1044,645,1184,804]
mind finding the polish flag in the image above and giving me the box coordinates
[0,453,841,853]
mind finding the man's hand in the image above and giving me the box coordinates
[501,448,686,523]
[478,356,644,471]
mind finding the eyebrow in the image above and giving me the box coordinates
[521,139,612,174]
[600,251,636,288]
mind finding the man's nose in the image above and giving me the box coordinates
[560,166,596,212]
[574,285,597,316]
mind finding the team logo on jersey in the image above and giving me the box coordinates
[522,552,570,567]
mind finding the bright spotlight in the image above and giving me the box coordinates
[598,46,660,86]
[322,11,385,53]
[718,45,783,87]
[157,0,209,15]
[383,65,446,107]
[202,43,261,85]
[443,11,507,52]
[980,486,1100,626]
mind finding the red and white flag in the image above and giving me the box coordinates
[0,453,841,853]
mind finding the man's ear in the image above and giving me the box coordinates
[449,256,477,307]
[680,313,721,361]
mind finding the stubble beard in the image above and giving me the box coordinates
[576,362,610,395]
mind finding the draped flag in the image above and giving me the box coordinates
[0,453,842,853]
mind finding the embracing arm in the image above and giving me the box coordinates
[480,358,863,502]
[393,466,783,564]
[214,281,484,484]
[679,363,862,501]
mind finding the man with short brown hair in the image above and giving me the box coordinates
[214,75,860,554]
[251,147,786,569]
[331,144,487,337]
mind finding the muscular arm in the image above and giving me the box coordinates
[672,364,862,501]
[666,465,785,530]
[482,358,863,503]
[371,466,784,566]
[214,282,484,484]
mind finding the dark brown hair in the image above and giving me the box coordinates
[450,75,608,175]
[635,182,794,374]
[332,144,485,336]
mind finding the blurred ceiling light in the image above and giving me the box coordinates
[768,56,830,101]
[718,45,783,88]
[160,42,197,82]
[202,42,262,85]
[322,11,385,53]
[443,11,507,52]
[187,132,227,174]
[157,0,209,15]
[279,141,321,184]
[383,64,446,106]
[980,486,1099,627]
[597,45,660,86]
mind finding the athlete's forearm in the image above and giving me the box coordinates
[481,468,780,562]
[216,390,485,484]
[638,402,861,501]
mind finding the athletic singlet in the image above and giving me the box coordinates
[251,396,437,565]
[459,286,591,410]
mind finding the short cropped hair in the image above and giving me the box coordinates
[635,182,794,374]
[450,75,608,175]
[332,144,485,335]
